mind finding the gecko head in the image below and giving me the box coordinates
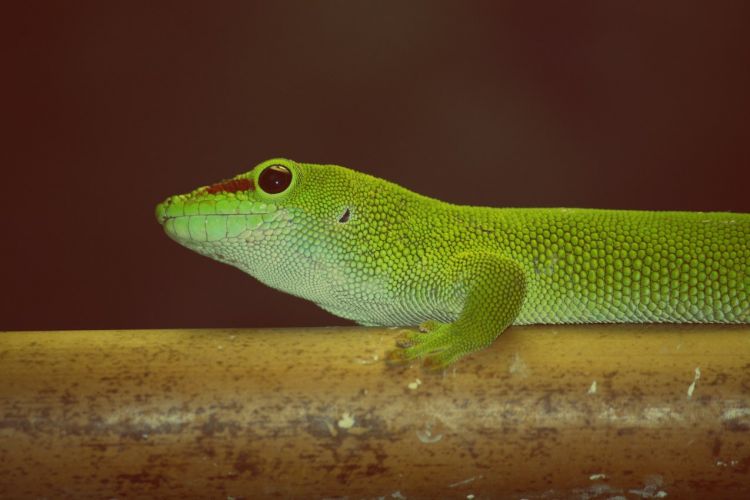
[155,158,391,294]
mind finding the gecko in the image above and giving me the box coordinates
[155,158,749,368]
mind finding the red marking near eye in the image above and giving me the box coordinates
[205,178,254,194]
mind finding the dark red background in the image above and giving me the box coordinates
[3,1,749,331]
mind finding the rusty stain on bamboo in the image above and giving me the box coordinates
[0,325,749,498]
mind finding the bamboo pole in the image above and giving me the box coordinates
[1,325,749,498]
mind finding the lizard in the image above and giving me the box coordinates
[155,158,750,368]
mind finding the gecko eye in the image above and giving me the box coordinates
[258,165,292,194]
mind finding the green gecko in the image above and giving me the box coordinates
[155,158,750,368]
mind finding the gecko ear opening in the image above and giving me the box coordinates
[338,208,351,223]
[258,165,293,194]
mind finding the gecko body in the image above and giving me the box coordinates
[156,159,749,367]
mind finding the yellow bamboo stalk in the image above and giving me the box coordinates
[1,325,749,498]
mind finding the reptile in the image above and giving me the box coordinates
[155,158,750,368]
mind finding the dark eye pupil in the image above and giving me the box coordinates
[258,165,292,194]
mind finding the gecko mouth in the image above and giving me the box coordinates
[155,197,281,242]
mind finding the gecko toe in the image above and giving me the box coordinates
[384,348,412,366]
[395,330,423,348]
[418,319,443,333]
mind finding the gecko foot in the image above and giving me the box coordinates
[387,321,467,371]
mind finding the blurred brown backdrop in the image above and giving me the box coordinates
[2,1,749,331]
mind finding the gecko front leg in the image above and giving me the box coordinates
[387,252,526,369]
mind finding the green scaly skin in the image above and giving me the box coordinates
[156,158,750,368]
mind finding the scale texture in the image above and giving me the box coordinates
[156,159,749,366]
